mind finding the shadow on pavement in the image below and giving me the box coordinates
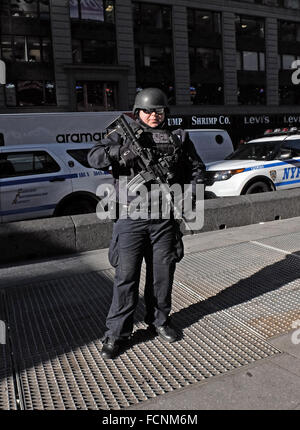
[1,234,300,408]
[171,251,300,331]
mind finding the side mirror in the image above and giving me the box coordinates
[280,149,292,159]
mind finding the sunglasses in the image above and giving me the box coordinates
[141,108,165,115]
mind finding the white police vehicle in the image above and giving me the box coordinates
[0,143,113,223]
[205,128,300,197]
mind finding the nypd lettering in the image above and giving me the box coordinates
[282,167,300,180]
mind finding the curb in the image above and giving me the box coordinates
[1,188,300,264]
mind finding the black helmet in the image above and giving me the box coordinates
[133,88,169,116]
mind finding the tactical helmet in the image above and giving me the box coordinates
[133,88,169,116]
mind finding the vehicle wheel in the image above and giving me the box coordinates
[244,181,271,195]
[59,198,97,216]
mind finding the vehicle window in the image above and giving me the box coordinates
[282,139,300,156]
[0,151,60,178]
[226,141,280,161]
[67,149,91,168]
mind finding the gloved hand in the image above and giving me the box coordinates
[192,170,206,185]
[120,143,138,168]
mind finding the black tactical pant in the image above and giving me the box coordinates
[105,218,180,340]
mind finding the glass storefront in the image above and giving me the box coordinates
[5,81,56,107]
[76,81,117,111]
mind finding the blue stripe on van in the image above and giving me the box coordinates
[0,173,78,187]
[275,179,300,186]
[243,158,300,172]
[0,204,56,216]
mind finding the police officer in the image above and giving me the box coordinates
[88,88,205,359]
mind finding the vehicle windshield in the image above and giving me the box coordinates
[226,141,281,161]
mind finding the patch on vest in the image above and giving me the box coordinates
[152,132,170,144]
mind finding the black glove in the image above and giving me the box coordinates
[120,144,138,167]
[192,170,206,184]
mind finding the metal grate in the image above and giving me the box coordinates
[173,241,300,340]
[255,231,300,254]
[0,290,18,410]
[3,234,299,410]
[3,267,281,410]
[0,371,17,410]
[176,241,288,281]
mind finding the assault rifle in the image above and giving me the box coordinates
[106,114,195,233]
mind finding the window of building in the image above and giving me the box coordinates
[135,44,172,68]
[1,35,52,63]
[134,44,175,101]
[187,9,221,34]
[9,0,50,19]
[190,83,223,105]
[235,15,265,39]
[133,3,174,102]
[0,36,13,62]
[279,20,300,42]
[76,81,117,111]
[4,81,56,107]
[235,0,300,8]
[187,8,223,105]
[70,0,115,23]
[0,35,52,63]
[238,85,266,105]
[280,53,300,69]
[133,2,172,30]
[72,39,116,64]
[280,0,300,8]
[237,0,283,5]
[279,84,300,104]
[189,47,222,73]
[237,51,265,71]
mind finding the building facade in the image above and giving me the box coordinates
[1,0,300,144]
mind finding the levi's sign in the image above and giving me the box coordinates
[283,115,300,124]
[244,115,270,125]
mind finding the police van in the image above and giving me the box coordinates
[0,111,128,146]
[0,143,113,223]
[205,128,300,197]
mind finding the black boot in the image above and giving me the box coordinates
[149,324,178,343]
[101,337,126,359]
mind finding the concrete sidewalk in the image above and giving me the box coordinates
[0,217,300,410]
